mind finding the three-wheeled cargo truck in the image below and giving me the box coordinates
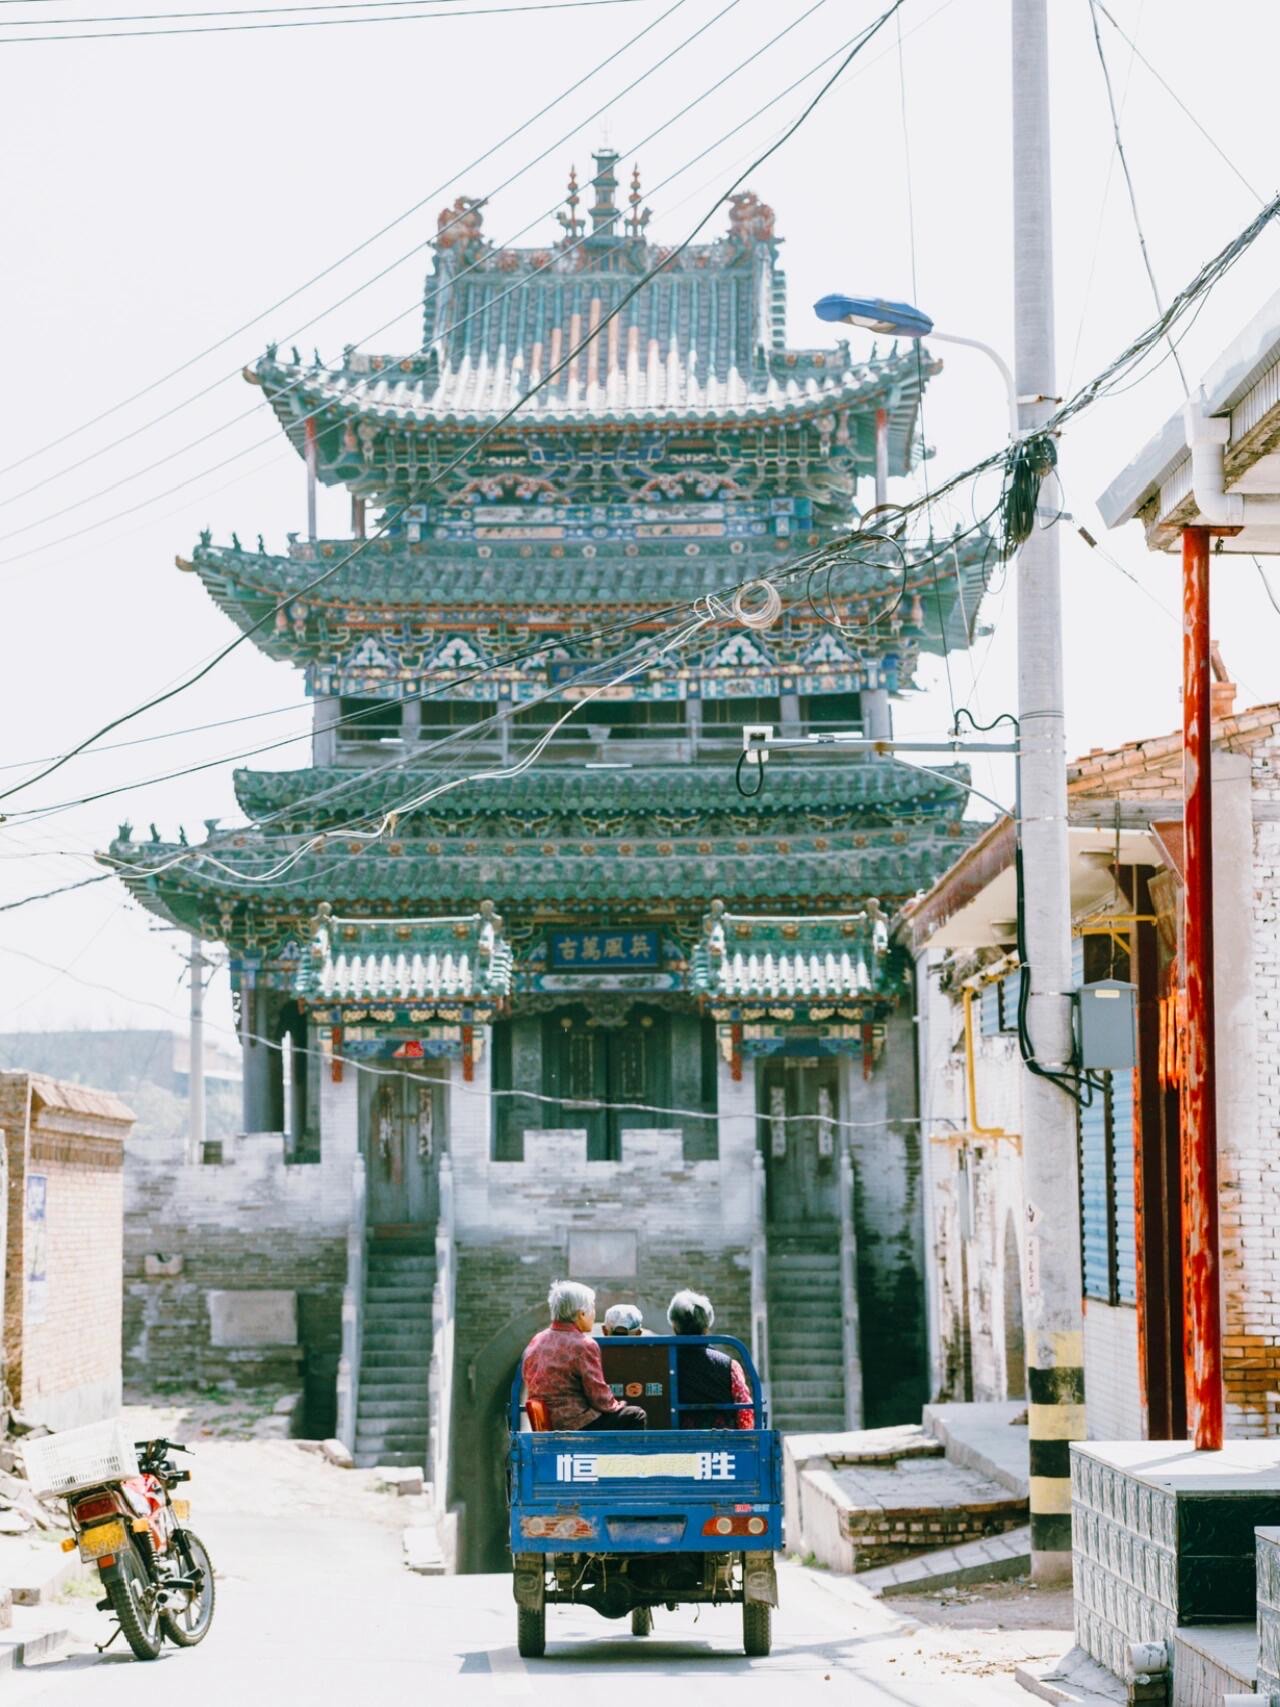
[508,1333,781,1657]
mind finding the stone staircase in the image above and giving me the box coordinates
[354,1237,436,1469]
[765,1232,847,1433]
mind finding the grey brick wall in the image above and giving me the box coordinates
[124,1127,351,1433]
[1258,1526,1280,1695]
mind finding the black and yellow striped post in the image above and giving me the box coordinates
[1027,1343,1086,1566]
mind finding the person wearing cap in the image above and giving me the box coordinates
[602,1303,646,1336]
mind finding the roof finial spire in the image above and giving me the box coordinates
[588,144,621,239]
[557,163,585,244]
[626,162,651,240]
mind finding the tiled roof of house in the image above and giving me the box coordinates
[1067,700,1280,797]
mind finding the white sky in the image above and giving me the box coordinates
[1,0,1277,1053]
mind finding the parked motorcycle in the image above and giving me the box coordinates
[24,1424,215,1660]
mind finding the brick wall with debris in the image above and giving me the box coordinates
[0,1071,134,1431]
[123,1090,356,1434]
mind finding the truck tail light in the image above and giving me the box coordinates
[701,1514,770,1538]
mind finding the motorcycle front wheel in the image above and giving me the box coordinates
[161,1528,216,1647]
[105,1547,163,1661]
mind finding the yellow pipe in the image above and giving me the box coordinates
[962,985,1008,1138]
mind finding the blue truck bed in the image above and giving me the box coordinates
[508,1333,783,1556]
[509,1426,783,1554]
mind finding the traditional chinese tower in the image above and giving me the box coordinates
[109,154,984,1554]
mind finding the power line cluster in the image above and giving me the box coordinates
[0,0,643,43]
[3,0,1277,950]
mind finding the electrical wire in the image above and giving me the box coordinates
[0,0,651,49]
[0,0,693,483]
[1064,0,1144,400]
[0,0,903,810]
[1092,0,1265,206]
[3,0,645,22]
[1086,0,1188,395]
[0,0,741,532]
[0,0,847,561]
[0,934,969,1133]
[1255,556,1280,618]
[0,872,113,913]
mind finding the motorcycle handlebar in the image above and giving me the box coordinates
[134,1437,191,1456]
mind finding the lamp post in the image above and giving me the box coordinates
[814,294,1020,441]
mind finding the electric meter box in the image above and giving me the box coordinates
[1076,978,1138,1071]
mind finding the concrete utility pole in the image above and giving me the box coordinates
[1011,0,1085,1583]
[188,934,207,1165]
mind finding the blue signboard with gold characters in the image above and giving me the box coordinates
[548,930,661,971]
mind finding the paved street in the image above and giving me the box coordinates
[5,1413,1068,1704]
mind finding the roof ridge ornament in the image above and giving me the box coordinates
[726,191,776,251]
[626,162,651,241]
[557,164,585,246]
[434,195,489,266]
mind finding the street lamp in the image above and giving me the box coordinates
[814,293,1019,441]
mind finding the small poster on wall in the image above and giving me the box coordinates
[26,1174,48,1327]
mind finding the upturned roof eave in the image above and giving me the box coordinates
[256,353,933,479]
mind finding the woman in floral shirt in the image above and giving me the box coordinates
[522,1281,647,1432]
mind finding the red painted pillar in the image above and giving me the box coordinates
[304,416,318,542]
[1181,525,1223,1451]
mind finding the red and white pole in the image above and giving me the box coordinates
[305,416,319,542]
[1181,523,1223,1450]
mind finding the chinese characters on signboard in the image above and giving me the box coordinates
[549,930,660,971]
[554,1450,738,1484]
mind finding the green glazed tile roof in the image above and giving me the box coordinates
[233,759,971,830]
[255,183,933,477]
[181,529,992,675]
[107,826,973,918]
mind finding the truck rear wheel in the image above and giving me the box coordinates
[743,1599,771,1657]
[630,1607,653,1637]
[517,1604,545,1658]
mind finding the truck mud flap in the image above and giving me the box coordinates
[512,1554,545,1611]
[743,1551,778,1607]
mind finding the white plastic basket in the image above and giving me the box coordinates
[21,1418,140,1499]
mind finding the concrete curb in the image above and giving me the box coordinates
[0,1625,69,1674]
[1015,1647,1126,1706]
[922,1402,1030,1500]
[858,1524,1031,1597]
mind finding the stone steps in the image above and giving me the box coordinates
[355,1239,437,1470]
[766,1232,846,1434]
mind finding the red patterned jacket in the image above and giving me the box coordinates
[522,1321,621,1431]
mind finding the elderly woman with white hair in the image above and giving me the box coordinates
[667,1289,755,1430]
[522,1280,647,1432]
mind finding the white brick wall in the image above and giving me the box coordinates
[1221,733,1280,1434]
[1084,1302,1142,1440]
